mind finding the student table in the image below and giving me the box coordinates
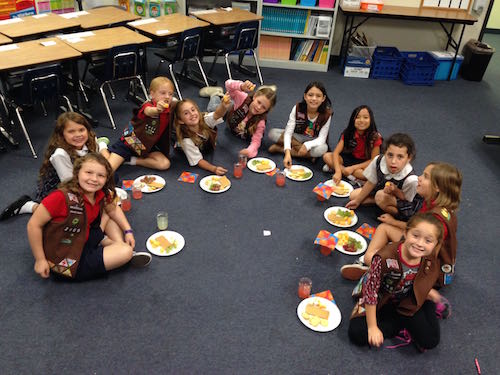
[0,33,12,45]
[127,13,209,39]
[191,8,262,26]
[0,13,79,40]
[60,6,141,30]
[0,38,82,147]
[339,5,478,80]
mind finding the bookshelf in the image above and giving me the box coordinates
[258,1,338,71]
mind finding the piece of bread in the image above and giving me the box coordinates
[305,303,330,320]
[148,181,164,190]
[219,176,230,189]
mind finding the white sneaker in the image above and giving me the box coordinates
[199,86,223,98]
[322,164,332,173]
[131,251,152,267]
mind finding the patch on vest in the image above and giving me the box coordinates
[441,264,452,273]
[144,121,158,136]
[386,258,399,269]
[441,208,450,220]
[48,258,76,277]
[68,192,79,203]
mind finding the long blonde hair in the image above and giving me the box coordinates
[38,112,97,181]
[174,99,216,148]
[428,162,462,211]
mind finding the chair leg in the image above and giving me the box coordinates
[107,83,116,100]
[208,51,220,77]
[62,96,74,112]
[169,63,182,100]
[137,76,149,102]
[79,80,89,103]
[14,107,37,158]
[40,101,48,117]
[195,57,209,87]
[224,52,232,80]
[251,49,264,85]
[99,83,116,130]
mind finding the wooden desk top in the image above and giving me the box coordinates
[58,26,152,54]
[192,8,263,26]
[0,13,79,39]
[61,6,141,29]
[340,5,477,24]
[0,33,12,45]
[128,13,209,38]
[0,37,81,71]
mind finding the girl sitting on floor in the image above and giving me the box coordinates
[267,81,333,169]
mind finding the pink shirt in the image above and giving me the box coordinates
[225,79,266,158]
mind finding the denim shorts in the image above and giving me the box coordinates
[74,225,106,281]
[108,139,135,161]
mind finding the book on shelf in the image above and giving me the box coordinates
[313,40,326,63]
[319,44,329,64]
[259,35,292,60]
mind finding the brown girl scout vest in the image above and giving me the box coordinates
[431,206,458,287]
[293,103,332,138]
[225,96,266,139]
[42,190,90,278]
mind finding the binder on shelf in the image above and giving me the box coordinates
[313,40,325,63]
[319,44,329,64]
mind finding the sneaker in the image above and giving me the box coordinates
[97,136,110,145]
[199,86,223,98]
[341,263,368,281]
[131,251,152,267]
[322,164,333,173]
[0,195,32,221]
[435,296,451,319]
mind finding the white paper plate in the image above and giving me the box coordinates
[146,230,185,256]
[297,296,342,332]
[247,157,276,173]
[333,230,368,255]
[133,175,166,193]
[324,180,354,198]
[199,175,231,193]
[323,206,358,228]
[114,187,127,202]
[285,165,313,181]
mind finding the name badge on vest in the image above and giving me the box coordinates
[386,258,399,269]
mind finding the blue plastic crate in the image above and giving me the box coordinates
[428,51,463,80]
[370,46,403,80]
[400,52,439,86]
[300,0,316,5]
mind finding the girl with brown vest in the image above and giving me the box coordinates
[348,213,444,350]
[27,153,150,281]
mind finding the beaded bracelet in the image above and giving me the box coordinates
[124,229,134,235]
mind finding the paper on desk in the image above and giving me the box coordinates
[0,44,19,52]
[0,18,23,25]
[66,37,84,43]
[40,40,57,47]
[156,29,170,36]
[33,14,48,18]
[263,230,271,236]
[222,7,232,11]
[60,11,89,18]
[129,18,158,26]
[191,9,218,14]
[57,31,95,40]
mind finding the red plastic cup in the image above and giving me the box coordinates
[239,154,247,168]
[276,170,286,187]
[121,193,131,212]
[132,183,143,200]
[233,162,243,179]
[298,277,312,299]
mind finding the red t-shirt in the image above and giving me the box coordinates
[41,189,106,240]
[342,130,382,160]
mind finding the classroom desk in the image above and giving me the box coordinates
[340,5,478,80]
[0,33,12,45]
[127,13,209,39]
[60,6,141,30]
[192,8,263,26]
[0,13,79,41]
[0,38,82,148]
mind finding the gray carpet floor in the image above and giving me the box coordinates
[0,33,499,374]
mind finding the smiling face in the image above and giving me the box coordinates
[354,108,371,134]
[384,144,411,174]
[402,221,440,263]
[417,165,437,201]
[77,160,107,195]
[249,94,271,116]
[177,101,200,128]
[150,82,174,105]
[63,120,89,150]
[303,86,326,113]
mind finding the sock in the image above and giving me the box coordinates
[98,142,108,152]
[124,156,137,166]
[20,201,37,215]
[358,254,365,265]
[347,175,356,181]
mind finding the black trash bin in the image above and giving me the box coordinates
[461,39,495,81]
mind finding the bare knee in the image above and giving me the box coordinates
[159,158,171,170]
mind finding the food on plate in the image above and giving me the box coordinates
[149,235,177,254]
[252,159,272,171]
[147,181,164,190]
[328,208,355,226]
[141,175,156,184]
[333,182,350,195]
[205,176,230,191]
[288,167,312,180]
[336,233,363,252]
[301,299,330,327]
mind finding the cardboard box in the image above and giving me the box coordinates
[344,55,371,78]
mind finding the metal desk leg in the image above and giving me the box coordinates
[447,24,466,81]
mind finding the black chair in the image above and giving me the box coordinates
[209,20,263,85]
[89,44,148,129]
[0,64,73,158]
[154,27,209,100]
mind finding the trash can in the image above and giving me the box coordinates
[461,39,495,81]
